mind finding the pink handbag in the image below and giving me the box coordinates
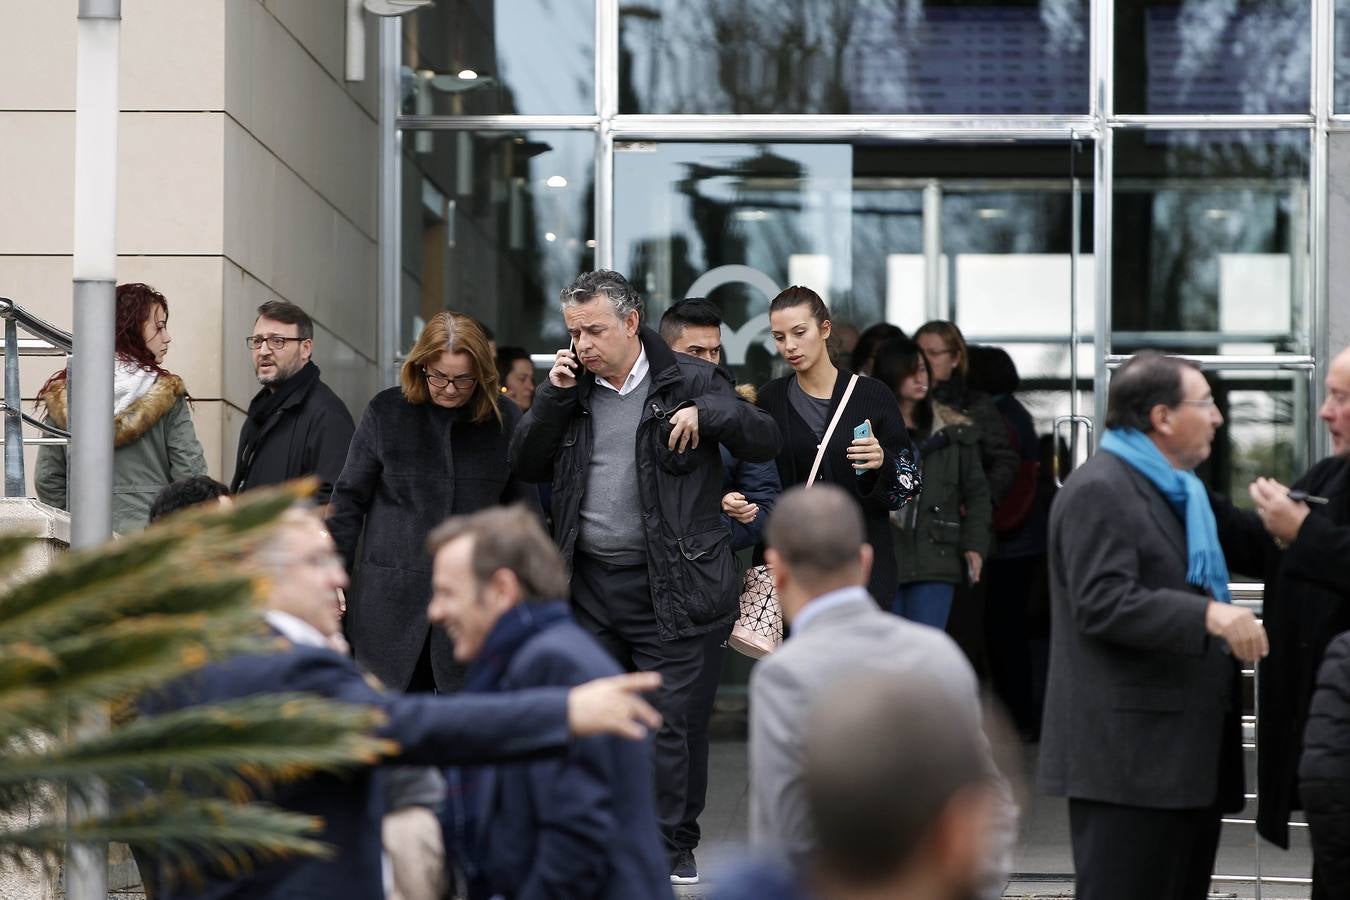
[728,375,859,659]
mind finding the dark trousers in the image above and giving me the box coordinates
[1068,798,1222,900]
[570,553,706,859]
[674,623,732,852]
[983,554,1043,737]
[1301,778,1350,900]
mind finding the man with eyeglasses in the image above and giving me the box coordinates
[231,300,355,503]
[1040,351,1267,900]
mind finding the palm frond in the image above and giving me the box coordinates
[0,613,266,735]
[0,694,395,802]
[0,535,33,571]
[0,796,331,878]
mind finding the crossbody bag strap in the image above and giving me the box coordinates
[805,374,859,488]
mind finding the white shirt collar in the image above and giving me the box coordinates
[593,341,649,397]
[265,610,331,649]
[791,585,873,634]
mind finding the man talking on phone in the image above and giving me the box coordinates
[510,270,781,884]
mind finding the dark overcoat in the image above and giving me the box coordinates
[1213,455,1350,846]
[142,636,571,900]
[230,362,356,503]
[328,388,537,691]
[1038,451,1245,812]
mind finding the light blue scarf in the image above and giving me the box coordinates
[1099,428,1232,603]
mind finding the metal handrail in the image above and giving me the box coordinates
[0,297,72,352]
[2,297,73,496]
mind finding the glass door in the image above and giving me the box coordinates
[613,138,1095,447]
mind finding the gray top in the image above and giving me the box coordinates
[576,373,649,565]
[787,376,831,440]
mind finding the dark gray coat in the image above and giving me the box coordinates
[1038,451,1245,811]
[328,388,537,691]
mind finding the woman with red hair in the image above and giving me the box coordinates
[35,282,207,533]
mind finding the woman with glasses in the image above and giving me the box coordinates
[912,321,1019,505]
[35,282,207,533]
[328,312,536,693]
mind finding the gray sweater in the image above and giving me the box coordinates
[576,378,648,565]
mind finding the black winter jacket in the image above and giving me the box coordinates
[510,328,782,641]
[1302,630,1350,786]
[1214,454,1350,847]
[230,362,355,503]
[758,369,922,605]
[932,376,1019,504]
[329,389,538,691]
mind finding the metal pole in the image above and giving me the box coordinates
[3,317,22,496]
[377,15,401,387]
[67,1,119,897]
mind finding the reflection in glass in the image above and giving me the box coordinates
[614,141,1087,392]
[1115,1,1310,114]
[1112,130,1309,354]
[620,0,1088,114]
[402,1,594,116]
[1202,372,1307,508]
[400,131,595,354]
[1336,0,1350,110]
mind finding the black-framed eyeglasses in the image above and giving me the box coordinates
[246,335,306,351]
[424,369,477,391]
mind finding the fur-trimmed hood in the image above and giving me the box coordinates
[931,401,972,432]
[41,374,188,448]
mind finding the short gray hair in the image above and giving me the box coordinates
[765,484,865,582]
[560,270,643,321]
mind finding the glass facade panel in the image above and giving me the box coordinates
[399,130,595,355]
[402,1,594,116]
[1336,0,1350,110]
[1114,1,1311,114]
[614,141,1085,388]
[1208,370,1310,504]
[1111,129,1310,353]
[619,0,1089,114]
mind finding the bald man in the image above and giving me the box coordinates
[1211,347,1350,885]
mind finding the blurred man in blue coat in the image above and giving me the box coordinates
[145,507,662,900]
[430,505,673,900]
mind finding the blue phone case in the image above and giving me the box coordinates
[852,422,871,474]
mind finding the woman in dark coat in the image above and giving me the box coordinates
[913,321,1019,504]
[758,287,921,604]
[329,311,536,693]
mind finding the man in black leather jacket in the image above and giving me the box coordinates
[510,270,780,881]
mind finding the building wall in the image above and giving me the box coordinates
[0,0,381,497]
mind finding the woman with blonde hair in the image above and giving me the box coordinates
[329,312,536,692]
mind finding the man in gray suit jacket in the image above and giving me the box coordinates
[1039,352,1269,900]
[748,484,1016,898]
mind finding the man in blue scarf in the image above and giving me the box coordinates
[426,505,672,900]
[1039,351,1268,900]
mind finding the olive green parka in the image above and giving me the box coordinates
[892,402,993,586]
[36,373,208,534]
